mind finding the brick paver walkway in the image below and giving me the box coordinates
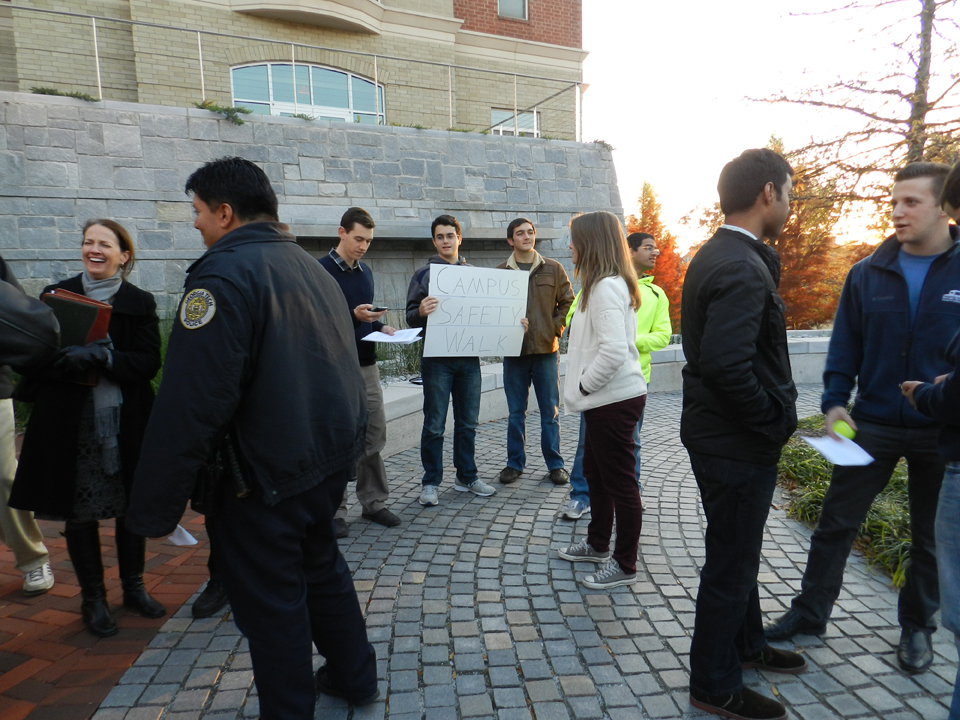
[0,512,211,720]
[77,386,959,719]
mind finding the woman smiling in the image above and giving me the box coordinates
[11,219,165,637]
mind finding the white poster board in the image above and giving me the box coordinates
[423,265,528,358]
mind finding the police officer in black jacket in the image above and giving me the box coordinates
[126,157,378,719]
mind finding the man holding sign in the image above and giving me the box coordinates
[496,218,574,486]
[406,215,499,506]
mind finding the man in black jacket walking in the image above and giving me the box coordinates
[127,157,377,720]
[681,149,805,720]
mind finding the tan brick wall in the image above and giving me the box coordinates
[0,5,18,93]
[8,0,577,138]
[12,0,136,100]
[382,0,453,16]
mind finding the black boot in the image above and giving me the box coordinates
[64,521,118,638]
[115,518,166,619]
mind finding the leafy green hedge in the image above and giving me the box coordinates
[778,414,911,586]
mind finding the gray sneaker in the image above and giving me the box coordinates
[454,478,497,497]
[419,485,439,506]
[557,538,611,564]
[582,559,637,590]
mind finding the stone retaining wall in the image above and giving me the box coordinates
[0,90,620,313]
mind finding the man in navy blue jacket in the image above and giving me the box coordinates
[319,207,401,537]
[765,162,960,675]
[901,164,960,717]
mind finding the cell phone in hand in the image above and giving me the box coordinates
[372,306,390,312]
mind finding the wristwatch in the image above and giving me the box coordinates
[579,382,590,396]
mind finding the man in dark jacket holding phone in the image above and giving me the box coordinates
[681,149,804,720]
[764,163,960,676]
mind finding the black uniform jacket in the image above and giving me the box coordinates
[11,276,161,518]
[126,222,367,538]
[680,227,798,465]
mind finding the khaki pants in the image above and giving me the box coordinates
[336,364,389,519]
[0,399,49,572]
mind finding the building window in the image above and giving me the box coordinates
[491,109,539,137]
[498,0,527,20]
[231,63,385,124]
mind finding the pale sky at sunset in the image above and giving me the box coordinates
[581,0,959,249]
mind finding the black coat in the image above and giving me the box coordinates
[680,227,798,465]
[10,275,161,518]
[126,222,366,538]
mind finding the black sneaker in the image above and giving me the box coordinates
[548,468,570,485]
[315,666,380,705]
[689,687,786,720]
[192,578,229,619]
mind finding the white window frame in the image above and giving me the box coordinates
[491,108,539,138]
[498,0,528,20]
[231,62,385,125]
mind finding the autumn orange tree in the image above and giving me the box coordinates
[625,182,686,332]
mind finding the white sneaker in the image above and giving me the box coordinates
[454,478,497,497]
[419,485,439,506]
[23,562,54,597]
[562,500,591,520]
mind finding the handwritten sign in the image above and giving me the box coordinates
[424,265,528,358]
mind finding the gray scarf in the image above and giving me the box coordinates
[81,270,123,475]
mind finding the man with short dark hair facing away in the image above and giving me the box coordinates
[682,148,805,720]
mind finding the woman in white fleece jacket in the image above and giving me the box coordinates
[558,212,647,589]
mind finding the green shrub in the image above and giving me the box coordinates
[778,414,911,586]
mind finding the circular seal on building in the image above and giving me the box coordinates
[180,288,216,329]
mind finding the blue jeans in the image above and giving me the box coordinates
[792,420,943,631]
[937,462,960,720]
[503,352,563,472]
[570,408,644,506]
[420,356,481,487]
[687,451,777,696]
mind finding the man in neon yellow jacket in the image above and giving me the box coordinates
[562,232,673,519]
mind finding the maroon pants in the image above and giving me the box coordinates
[583,394,646,574]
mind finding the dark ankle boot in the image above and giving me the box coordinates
[115,518,166,619]
[64,522,118,638]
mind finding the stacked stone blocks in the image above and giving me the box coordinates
[1,91,620,314]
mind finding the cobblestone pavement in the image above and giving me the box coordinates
[94,384,958,720]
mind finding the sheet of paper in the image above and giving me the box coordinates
[167,524,199,546]
[423,265,528,358]
[362,327,422,344]
[801,435,875,466]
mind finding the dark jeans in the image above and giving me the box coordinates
[792,419,943,631]
[207,471,377,720]
[570,408,644,506]
[584,395,645,574]
[420,356,481,487]
[503,352,563,472]
[687,450,776,696]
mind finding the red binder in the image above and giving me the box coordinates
[41,289,112,385]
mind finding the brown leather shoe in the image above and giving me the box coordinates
[498,467,522,484]
[689,687,786,720]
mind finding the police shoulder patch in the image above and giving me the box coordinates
[180,288,217,329]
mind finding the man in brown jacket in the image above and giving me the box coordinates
[496,218,575,486]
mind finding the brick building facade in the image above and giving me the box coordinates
[453,0,581,50]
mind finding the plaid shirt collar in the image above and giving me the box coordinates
[328,248,363,273]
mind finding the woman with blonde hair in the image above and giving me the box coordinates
[558,211,647,589]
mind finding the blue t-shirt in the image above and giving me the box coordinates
[899,248,943,322]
